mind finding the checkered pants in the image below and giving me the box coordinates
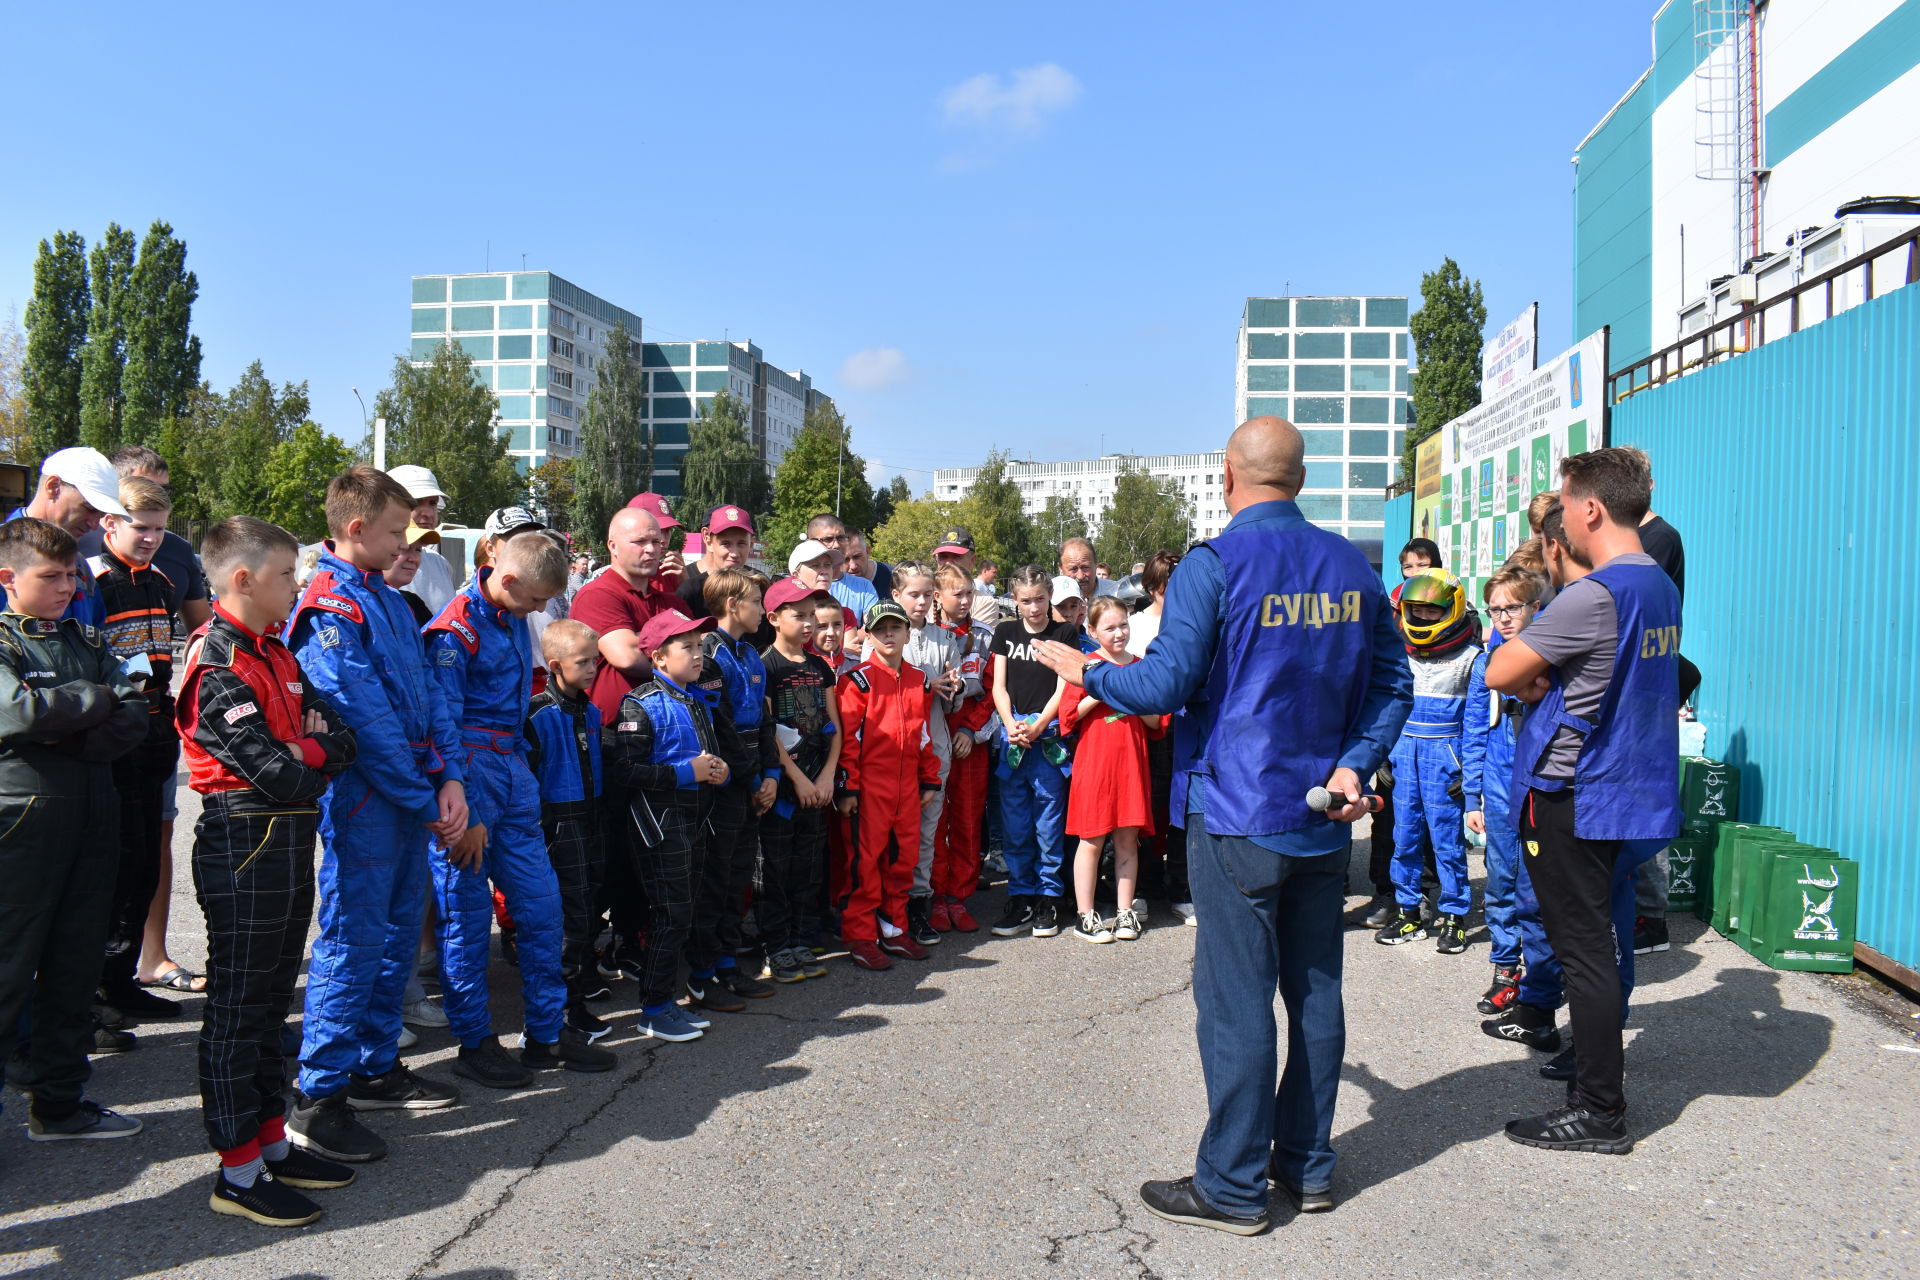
[191,795,318,1153]
[541,801,606,1000]
[623,791,707,1008]
[690,787,757,973]
[756,806,825,954]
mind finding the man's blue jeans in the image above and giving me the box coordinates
[1189,822,1349,1217]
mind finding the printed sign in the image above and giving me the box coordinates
[1481,303,1539,397]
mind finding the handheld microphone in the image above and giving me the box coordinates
[1306,786,1384,814]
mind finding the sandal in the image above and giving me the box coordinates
[140,966,207,993]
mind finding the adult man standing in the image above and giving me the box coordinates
[845,531,893,600]
[1057,537,1117,602]
[569,507,674,723]
[676,506,757,621]
[1036,417,1411,1235]
[1486,448,1681,1155]
[806,513,879,621]
[11,447,127,626]
[388,465,457,616]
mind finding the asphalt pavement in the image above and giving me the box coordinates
[2,803,1916,1280]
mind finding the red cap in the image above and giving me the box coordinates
[637,609,715,653]
[706,505,754,535]
[763,578,833,614]
[625,492,681,529]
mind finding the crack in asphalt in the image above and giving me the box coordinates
[1069,977,1194,1040]
[1042,1186,1162,1279]
[407,1045,666,1280]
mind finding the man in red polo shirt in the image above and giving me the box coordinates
[570,506,675,722]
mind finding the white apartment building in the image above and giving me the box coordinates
[933,452,1229,543]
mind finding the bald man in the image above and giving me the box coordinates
[1035,416,1411,1235]
[567,507,674,722]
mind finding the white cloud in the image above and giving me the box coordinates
[941,63,1081,135]
[840,346,911,392]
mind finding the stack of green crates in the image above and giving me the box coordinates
[1713,823,1794,943]
[1741,845,1858,972]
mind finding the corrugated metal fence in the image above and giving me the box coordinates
[1611,282,1920,973]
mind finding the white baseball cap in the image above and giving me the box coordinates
[41,447,128,518]
[788,538,832,573]
[387,465,447,502]
[1051,575,1082,606]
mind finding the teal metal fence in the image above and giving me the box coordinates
[1611,282,1920,973]
[1381,491,1413,590]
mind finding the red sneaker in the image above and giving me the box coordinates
[878,933,930,960]
[929,900,954,932]
[945,898,980,933]
[848,941,892,971]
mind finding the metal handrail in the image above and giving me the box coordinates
[1607,224,1920,403]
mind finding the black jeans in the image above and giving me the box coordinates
[541,802,606,1001]
[0,779,119,1119]
[625,792,706,1009]
[1520,787,1626,1114]
[192,796,317,1152]
[690,786,758,973]
[757,806,826,954]
[101,737,180,994]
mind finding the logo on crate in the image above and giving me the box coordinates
[1670,857,1696,897]
[1698,786,1729,817]
[1793,865,1842,941]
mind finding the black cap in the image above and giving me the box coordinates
[934,526,974,554]
[864,600,910,630]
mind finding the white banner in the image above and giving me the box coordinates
[1481,303,1538,398]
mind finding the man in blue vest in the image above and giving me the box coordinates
[1487,447,1681,1155]
[1035,416,1411,1236]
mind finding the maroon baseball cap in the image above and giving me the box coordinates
[625,492,681,529]
[706,504,755,535]
[637,609,714,653]
[763,578,833,614]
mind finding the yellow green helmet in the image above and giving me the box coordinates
[1396,570,1473,652]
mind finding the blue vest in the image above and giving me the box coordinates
[621,675,720,792]
[703,629,769,732]
[1513,558,1682,840]
[1175,521,1388,836]
[528,688,603,803]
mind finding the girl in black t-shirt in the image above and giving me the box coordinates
[987,566,1076,938]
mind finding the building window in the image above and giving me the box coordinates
[1293,397,1345,424]
[497,395,532,419]
[497,364,532,391]
[1297,495,1342,521]
[413,277,447,303]
[1246,365,1290,392]
[456,336,492,360]
[1246,332,1289,359]
[550,366,574,391]
[1245,396,1288,418]
[1348,495,1386,521]
[451,276,507,303]
[1350,332,1390,359]
[644,343,690,369]
[410,337,444,361]
[1294,298,1360,327]
[1396,334,1410,360]
[1347,463,1390,489]
[411,307,446,334]
[497,305,533,330]
[1365,297,1409,327]
[1350,396,1391,423]
[696,341,732,366]
[1350,365,1391,392]
[549,336,575,360]
[1393,398,1410,424]
[1349,429,1389,456]
[1246,298,1290,327]
[651,397,693,419]
[450,306,493,332]
[1296,365,1345,392]
[696,370,730,392]
[1303,461,1343,490]
[512,272,548,300]
[1300,429,1343,455]
[1295,332,1344,359]
[653,370,688,393]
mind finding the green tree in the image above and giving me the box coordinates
[963,449,1041,570]
[261,420,355,541]
[174,362,312,524]
[1095,464,1191,571]
[526,457,578,536]
[678,389,770,526]
[78,223,136,451]
[120,221,202,448]
[22,230,91,458]
[872,474,911,529]
[871,492,961,566]
[1034,494,1089,553]
[373,342,514,525]
[766,400,874,563]
[570,320,646,538]
[0,310,28,460]
[1403,257,1486,481]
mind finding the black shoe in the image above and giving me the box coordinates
[346,1064,460,1110]
[686,973,747,1013]
[90,1011,137,1055]
[1030,900,1062,938]
[524,1030,616,1072]
[1540,1043,1577,1080]
[1504,1103,1632,1154]
[1361,898,1397,929]
[452,1036,535,1090]
[1138,1176,1269,1236]
[1432,913,1468,954]
[716,968,774,999]
[288,1091,387,1163]
[267,1146,357,1189]
[905,897,941,947]
[98,983,180,1020]
[1375,909,1428,945]
[989,895,1034,937]
[1477,964,1522,1016]
[1264,1158,1334,1212]
[209,1169,322,1227]
[1632,917,1670,954]
[565,1001,611,1042]
[1480,1010,1563,1053]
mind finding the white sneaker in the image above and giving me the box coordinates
[1172,902,1197,927]
[397,1024,419,1049]
[401,997,449,1029]
[1113,909,1143,941]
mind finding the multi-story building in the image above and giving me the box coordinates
[1573,0,1920,367]
[1235,295,1410,552]
[933,452,1230,544]
[641,340,826,489]
[409,271,643,475]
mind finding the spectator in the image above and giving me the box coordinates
[805,514,879,622]
[846,531,893,600]
[570,507,676,724]
[676,505,756,621]
[386,465,457,615]
[10,447,128,626]
[1058,537,1117,601]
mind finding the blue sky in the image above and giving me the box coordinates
[2,3,1653,491]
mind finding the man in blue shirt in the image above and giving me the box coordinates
[10,447,128,628]
[1037,416,1411,1236]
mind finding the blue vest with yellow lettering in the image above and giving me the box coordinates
[1175,520,1387,836]
[1513,558,1682,840]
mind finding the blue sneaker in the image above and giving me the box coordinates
[637,1006,704,1042]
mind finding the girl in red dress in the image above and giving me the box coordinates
[1064,596,1166,943]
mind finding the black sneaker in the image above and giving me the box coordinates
[288,1091,387,1163]
[1480,1010,1563,1053]
[716,968,774,999]
[25,1099,143,1141]
[1433,914,1468,954]
[1504,1102,1632,1154]
[90,1011,137,1055]
[1375,909,1428,945]
[452,1037,535,1090]
[1263,1161,1335,1212]
[346,1064,460,1111]
[523,1030,616,1073]
[98,983,181,1020]
[1138,1176,1269,1236]
[209,1169,322,1227]
[1632,917,1670,954]
[905,897,942,946]
[1361,898,1398,929]
[1477,964,1522,1016]
[686,973,747,1013]
[763,948,806,984]
[266,1146,357,1189]
[1030,899,1062,938]
[989,895,1034,937]
[565,1001,611,1042]
[1540,1043,1577,1080]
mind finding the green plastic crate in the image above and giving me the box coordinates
[1680,756,1742,832]
[1742,847,1857,973]
[1665,832,1710,916]
[1716,825,1796,944]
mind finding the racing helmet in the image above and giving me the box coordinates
[1396,570,1474,653]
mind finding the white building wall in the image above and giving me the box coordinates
[934,453,1230,542]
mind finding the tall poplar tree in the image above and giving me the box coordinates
[766,400,873,563]
[78,223,136,451]
[569,321,646,538]
[678,389,769,525]
[120,221,202,447]
[22,231,91,458]
[1403,257,1487,481]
